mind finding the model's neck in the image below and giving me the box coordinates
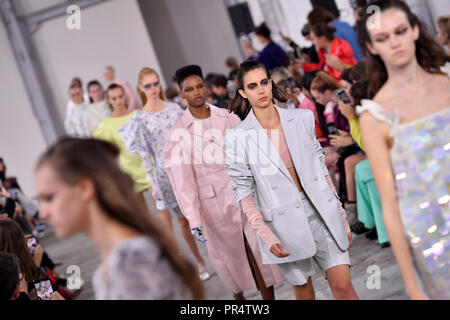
[385,58,428,91]
[111,105,129,117]
[144,98,165,111]
[253,104,280,129]
[189,104,210,119]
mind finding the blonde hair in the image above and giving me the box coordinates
[137,67,164,106]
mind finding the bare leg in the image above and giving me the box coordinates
[344,154,366,202]
[244,235,275,300]
[325,265,359,300]
[292,277,315,300]
[177,217,206,269]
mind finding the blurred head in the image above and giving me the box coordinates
[437,16,450,46]
[71,77,82,88]
[271,67,295,92]
[175,65,206,109]
[307,7,335,26]
[255,22,272,45]
[104,66,115,82]
[105,84,127,111]
[87,80,104,103]
[350,79,370,107]
[300,71,318,99]
[0,158,5,182]
[229,60,287,118]
[310,23,336,49]
[164,87,178,102]
[340,68,353,91]
[137,68,164,106]
[0,220,40,283]
[311,71,341,105]
[0,252,20,300]
[34,137,204,299]
[225,57,239,72]
[69,84,84,105]
[359,0,449,96]
[211,74,228,97]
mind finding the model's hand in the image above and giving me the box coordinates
[329,132,354,148]
[347,231,353,250]
[338,100,356,120]
[325,54,346,72]
[270,243,290,258]
[191,227,207,243]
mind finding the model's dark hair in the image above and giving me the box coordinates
[255,22,271,40]
[359,0,449,97]
[340,68,353,84]
[0,252,20,300]
[349,61,367,83]
[35,138,204,300]
[0,220,40,283]
[307,7,335,26]
[350,79,370,108]
[311,23,336,41]
[228,60,288,119]
[87,80,103,103]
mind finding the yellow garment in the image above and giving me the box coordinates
[349,117,365,151]
[93,111,150,193]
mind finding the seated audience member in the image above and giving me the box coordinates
[0,252,29,300]
[211,74,230,108]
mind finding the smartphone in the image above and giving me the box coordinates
[27,236,38,255]
[34,279,54,300]
[327,124,340,136]
[335,88,351,104]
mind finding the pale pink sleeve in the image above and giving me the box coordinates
[325,175,351,233]
[240,194,281,249]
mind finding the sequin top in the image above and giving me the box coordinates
[356,65,450,299]
[92,236,190,300]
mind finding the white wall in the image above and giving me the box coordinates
[31,0,164,118]
[0,0,163,195]
[0,21,47,196]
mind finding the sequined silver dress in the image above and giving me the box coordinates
[356,66,450,299]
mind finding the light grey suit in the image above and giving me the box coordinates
[224,106,349,265]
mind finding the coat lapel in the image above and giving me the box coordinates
[243,108,294,184]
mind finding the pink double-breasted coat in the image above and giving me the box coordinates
[163,104,284,293]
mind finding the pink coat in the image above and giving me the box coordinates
[163,104,284,293]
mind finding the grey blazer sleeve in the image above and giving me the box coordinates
[302,110,330,177]
[224,129,256,202]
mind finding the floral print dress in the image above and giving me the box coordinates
[119,103,185,211]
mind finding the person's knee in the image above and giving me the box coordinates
[330,279,354,297]
[293,284,315,300]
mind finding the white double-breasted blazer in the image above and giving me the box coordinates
[224,106,349,264]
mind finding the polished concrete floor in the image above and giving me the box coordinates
[40,211,408,300]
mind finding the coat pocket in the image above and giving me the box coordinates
[197,184,216,200]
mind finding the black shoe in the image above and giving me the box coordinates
[365,227,378,240]
[380,242,391,248]
[350,222,369,235]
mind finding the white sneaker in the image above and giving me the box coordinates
[199,268,210,281]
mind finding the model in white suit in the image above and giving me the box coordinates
[224,60,358,300]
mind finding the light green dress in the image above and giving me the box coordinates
[93,111,151,193]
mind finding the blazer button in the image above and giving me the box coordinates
[328,198,332,202]
[279,210,285,215]
[314,176,319,181]
[271,186,277,190]
[295,204,300,208]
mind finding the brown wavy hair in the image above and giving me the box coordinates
[137,68,164,106]
[0,219,40,283]
[359,0,449,97]
[228,60,288,119]
[311,71,342,93]
[35,137,204,299]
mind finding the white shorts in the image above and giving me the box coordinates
[278,192,351,286]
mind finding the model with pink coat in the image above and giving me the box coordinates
[163,65,284,300]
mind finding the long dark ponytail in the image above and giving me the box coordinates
[359,0,449,97]
[227,60,287,120]
[36,138,204,299]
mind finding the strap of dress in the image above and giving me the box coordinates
[356,99,396,127]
